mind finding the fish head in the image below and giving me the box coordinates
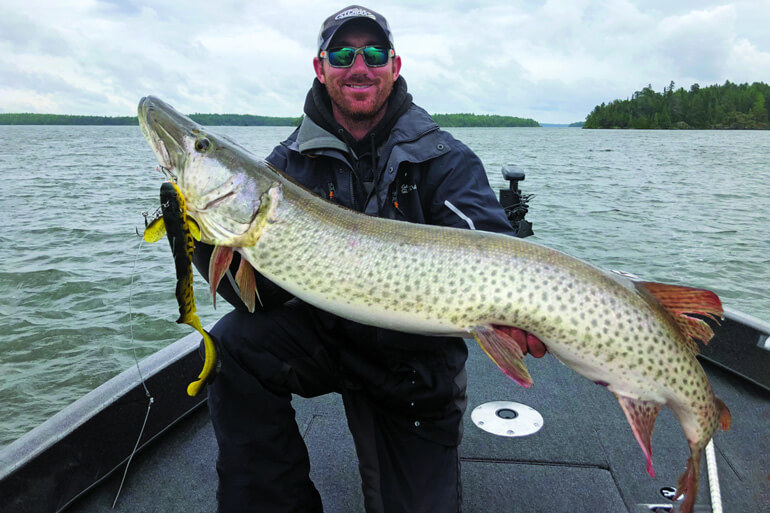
[138,96,278,247]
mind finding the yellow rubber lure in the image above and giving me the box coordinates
[145,181,216,397]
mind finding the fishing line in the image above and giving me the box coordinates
[128,235,151,393]
[112,234,155,509]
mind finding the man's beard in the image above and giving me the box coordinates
[325,72,394,123]
[341,98,389,122]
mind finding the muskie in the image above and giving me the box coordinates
[138,96,729,513]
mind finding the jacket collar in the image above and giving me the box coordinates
[295,116,349,156]
[292,101,440,160]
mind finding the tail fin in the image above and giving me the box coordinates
[673,444,701,513]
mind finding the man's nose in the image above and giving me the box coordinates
[350,53,368,72]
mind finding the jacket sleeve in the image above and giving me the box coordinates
[426,139,516,236]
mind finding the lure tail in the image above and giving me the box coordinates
[185,317,219,397]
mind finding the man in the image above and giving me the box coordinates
[194,5,545,512]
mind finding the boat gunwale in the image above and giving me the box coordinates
[0,327,209,479]
[724,306,770,340]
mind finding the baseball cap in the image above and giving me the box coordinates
[317,5,394,53]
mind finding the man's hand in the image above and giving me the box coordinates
[496,326,547,358]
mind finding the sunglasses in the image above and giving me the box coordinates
[320,46,395,68]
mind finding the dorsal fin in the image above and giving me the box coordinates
[637,281,724,353]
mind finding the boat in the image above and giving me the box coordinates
[1,169,767,512]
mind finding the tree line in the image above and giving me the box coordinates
[584,81,770,129]
[432,113,539,127]
[0,113,303,126]
[0,112,540,127]
[0,113,140,125]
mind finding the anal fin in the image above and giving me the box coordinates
[472,325,533,388]
[208,245,234,308]
[716,397,731,430]
[615,394,663,477]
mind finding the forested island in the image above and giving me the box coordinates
[0,112,539,127]
[432,113,539,127]
[584,81,770,129]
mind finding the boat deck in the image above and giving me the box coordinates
[69,338,768,513]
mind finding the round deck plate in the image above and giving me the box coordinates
[471,401,544,437]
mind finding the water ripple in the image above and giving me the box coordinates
[0,125,768,447]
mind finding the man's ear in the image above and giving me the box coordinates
[313,57,326,84]
[392,54,401,81]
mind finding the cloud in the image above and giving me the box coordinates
[656,6,736,82]
[0,0,768,123]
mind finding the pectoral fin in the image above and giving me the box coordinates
[615,394,663,477]
[234,258,260,313]
[208,245,234,308]
[472,325,533,388]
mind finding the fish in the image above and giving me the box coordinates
[143,180,219,397]
[138,95,730,513]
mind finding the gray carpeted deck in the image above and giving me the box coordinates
[70,339,768,513]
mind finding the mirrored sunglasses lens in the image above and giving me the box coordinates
[363,47,389,66]
[328,48,355,67]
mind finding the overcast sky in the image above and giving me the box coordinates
[2,0,769,123]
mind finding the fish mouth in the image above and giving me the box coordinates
[138,96,192,181]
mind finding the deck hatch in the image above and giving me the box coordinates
[470,401,544,437]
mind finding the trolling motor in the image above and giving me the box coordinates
[498,164,534,238]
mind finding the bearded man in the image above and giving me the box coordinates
[194,5,545,512]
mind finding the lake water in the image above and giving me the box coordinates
[0,125,768,448]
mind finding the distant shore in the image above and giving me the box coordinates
[0,112,544,127]
[0,113,301,127]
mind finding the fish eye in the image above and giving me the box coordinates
[195,137,211,153]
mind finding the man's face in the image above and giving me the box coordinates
[313,24,401,123]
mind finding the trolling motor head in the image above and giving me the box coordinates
[499,164,534,238]
[501,164,526,193]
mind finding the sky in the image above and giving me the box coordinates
[2,0,770,123]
